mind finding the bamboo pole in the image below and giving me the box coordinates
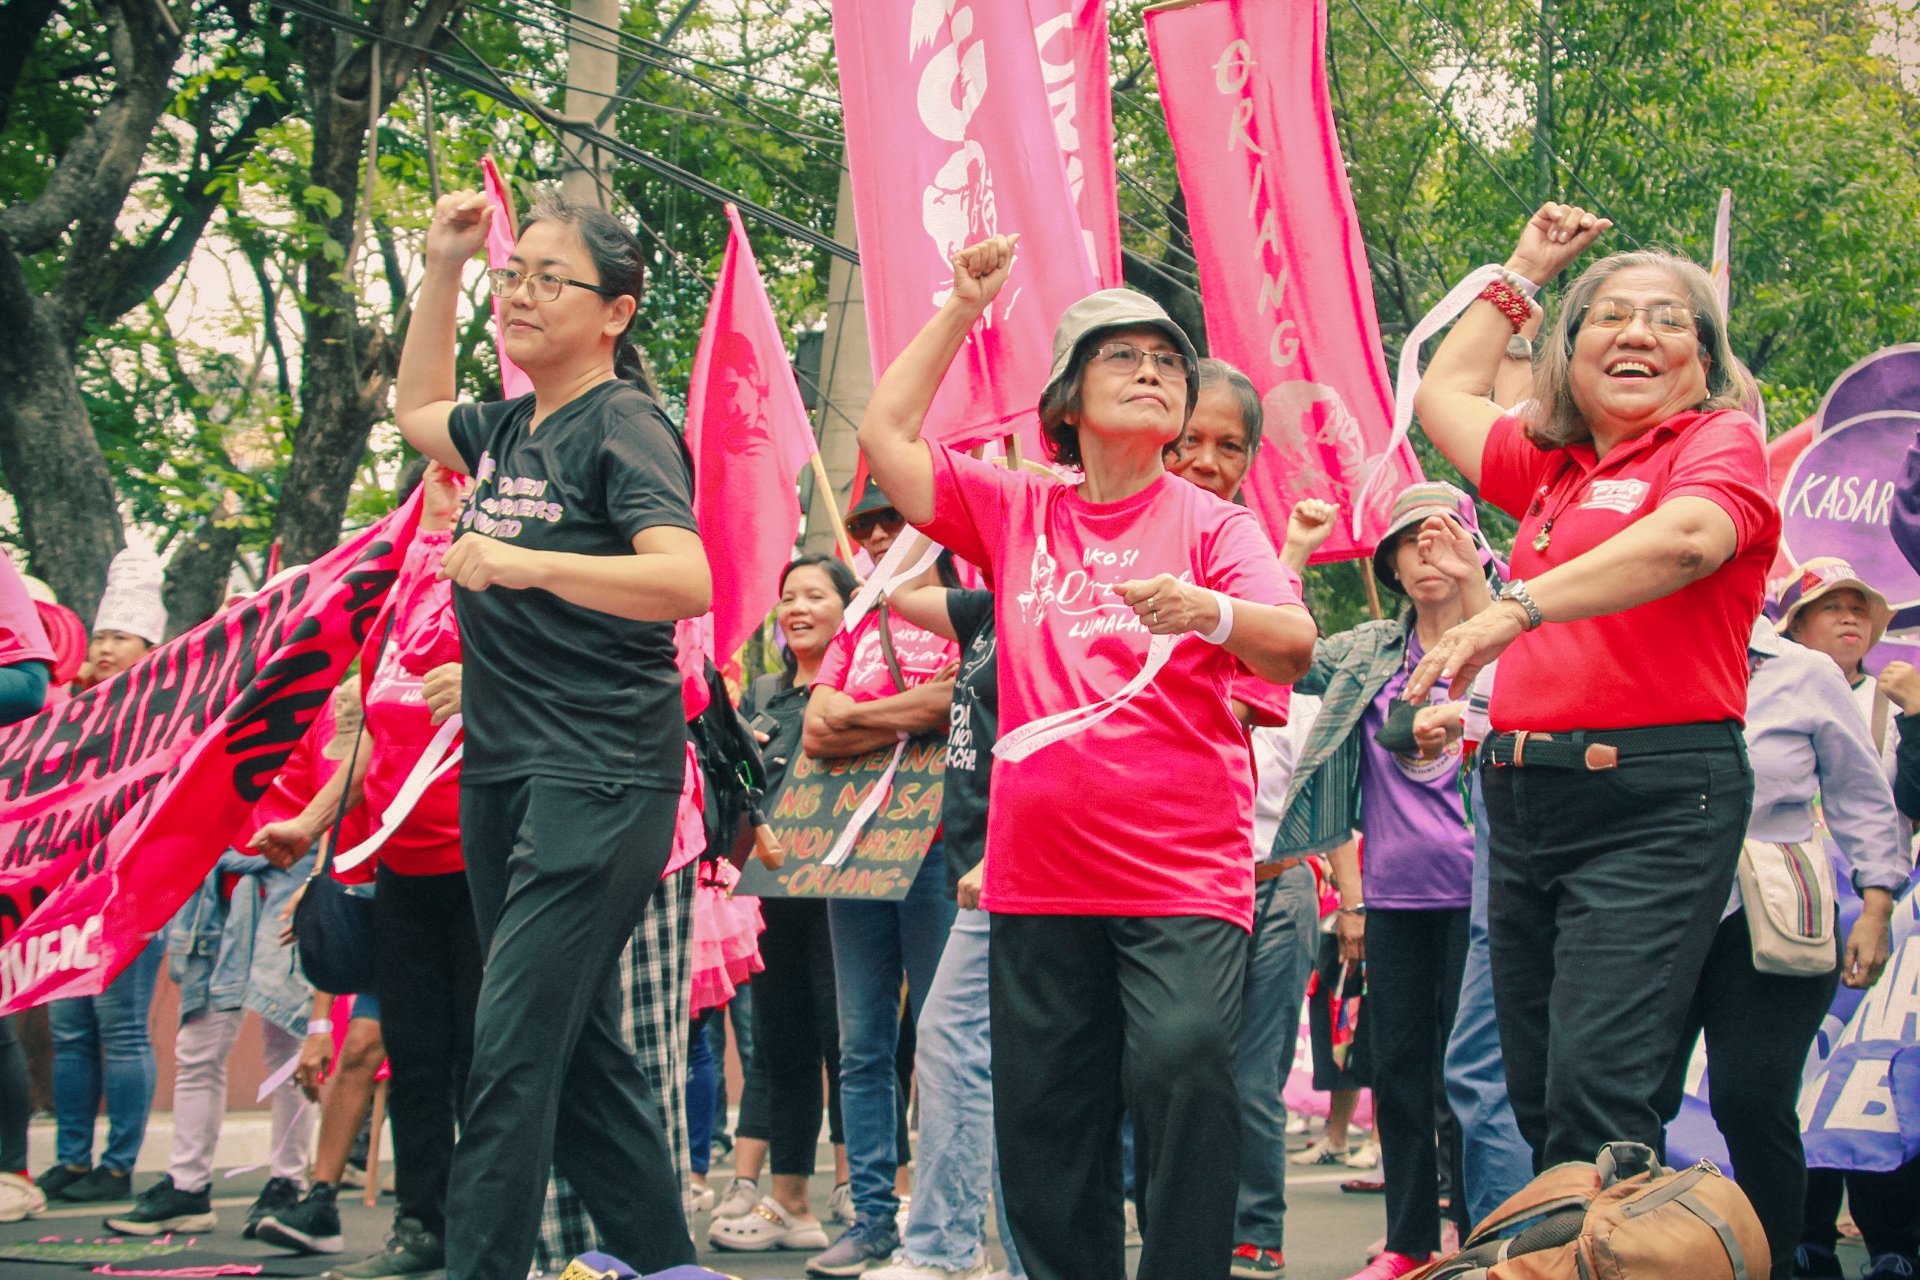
[807,451,859,565]
[1361,558,1384,620]
[1003,433,1022,468]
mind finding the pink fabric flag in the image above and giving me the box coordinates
[835,0,1101,449]
[482,157,533,401]
[1147,0,1419,562]
[0,495,422,1013]
[685,205,819,665]
[1029,0,1121,288]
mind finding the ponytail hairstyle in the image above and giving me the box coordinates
[521,190,659,400]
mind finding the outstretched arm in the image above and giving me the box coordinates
[857,235,1020,526]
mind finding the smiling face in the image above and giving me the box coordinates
[1567,265,1712,441]
[1072,324,1186,452]
[1790,587,1874,677]
[1166,384,1252,500]
[497,219,636,375]
[777,565,845,664]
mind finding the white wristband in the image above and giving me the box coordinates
[1199,591,1234,645]
[305,1019,332,1036]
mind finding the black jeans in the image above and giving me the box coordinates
[1651,909,1839,1277]
[1365,907,1471,1258]
[1805,1159,1920,1261]
[0,1016,28,1173]
[1482,727,1752,1169]
[992,912,1245,1280]
[444,777,693,1280]
[374,864,484,1235]
[735,896,845,1175]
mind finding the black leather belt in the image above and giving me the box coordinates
[1485,721,1740,771]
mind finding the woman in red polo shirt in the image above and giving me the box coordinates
[1404,203,1779,1172]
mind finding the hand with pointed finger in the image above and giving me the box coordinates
[1405,601,1528,703]
[1115,575,1219,637]
[438,532,543,593]
[948,234,1020,312]
[1508,202,1613,285]
[425,189,494,268]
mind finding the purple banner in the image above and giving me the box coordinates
[1781,408,1920,612]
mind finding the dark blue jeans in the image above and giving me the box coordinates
[50,937,163,1173]
[826,847,954,1225]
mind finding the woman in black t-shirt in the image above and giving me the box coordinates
[392,187,710,1280]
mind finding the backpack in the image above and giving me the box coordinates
[1411,1142,1769,1280]
[686,661,767,868]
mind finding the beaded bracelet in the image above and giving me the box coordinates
[1478,280,1533,333]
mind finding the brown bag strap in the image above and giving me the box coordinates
[876,601,909,694]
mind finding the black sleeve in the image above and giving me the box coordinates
[601,394,699,544]
[446,402,485,475]
[946,589,994,650]
[1896,714,1920,823]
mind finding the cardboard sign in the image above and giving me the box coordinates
[736,737,946,901]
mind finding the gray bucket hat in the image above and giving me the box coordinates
[1042,289,1201,420]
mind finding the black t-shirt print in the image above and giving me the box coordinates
[445,380,700,788]
[940,588,997,895]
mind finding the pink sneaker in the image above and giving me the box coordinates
[1339,1251,1429,1280]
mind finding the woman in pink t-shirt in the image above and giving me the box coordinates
[856,236,1316,1279]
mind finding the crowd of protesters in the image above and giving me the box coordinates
[0,193,1915,1280]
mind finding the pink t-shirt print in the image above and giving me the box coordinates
[814,608,958,703]
[917,443,1303,932]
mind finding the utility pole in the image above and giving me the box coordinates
[563,0,619,206]
[804,164,874,555]
[1534,0,1555,206]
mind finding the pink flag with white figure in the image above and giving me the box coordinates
[835,0,1107,449]
[482,157,533,401]
[1147,0,1418,562]
[1028,0,1121,289]
[685,205,818,664]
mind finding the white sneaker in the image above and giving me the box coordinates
[713,1175,761,1222]
[828,1181,855,1225]
[1290,1137,1352,1166]
[1344,1140,1380,1170]
[1285,1111,1309,1136]
[708,1196,831,1251]
[0,1173,45,1223]
[1124,1198,1142,1247]
[864,1258,989,1280]
[895,1194,912,1236]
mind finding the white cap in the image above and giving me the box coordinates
[93,547,167,644]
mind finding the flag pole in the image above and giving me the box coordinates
[808,451,859,565]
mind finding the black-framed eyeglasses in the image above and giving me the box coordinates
[486,267,620,304]
[1091,342,1192,381]
[1580,297,1696,335]
[847,509,906,538]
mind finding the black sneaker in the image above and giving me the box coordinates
[245,1176,303,1239]
[256,1183,343,1255]
[36,1164,90,1200]
[329,1216,445,1279]
[103,1175,217,1235]
[59,1166,134,1203]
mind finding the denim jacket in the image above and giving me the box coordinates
[1269,618,1409,858]
[167,849,314,1034]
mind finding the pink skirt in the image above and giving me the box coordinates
[690,860,764,1016]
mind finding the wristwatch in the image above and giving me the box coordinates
[1505,334,1534,361]
[1498,579,1544,631]
[1338,901,1366,916]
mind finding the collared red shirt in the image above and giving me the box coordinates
[1479,409,1779,731]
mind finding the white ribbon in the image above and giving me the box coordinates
[332,715,463,875]
[254,1050,304,1103]
[992,632,1182,764]
[841,533,944,633]
[820,733,908,868]
[1350,263,1508,541]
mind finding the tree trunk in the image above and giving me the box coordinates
[161,512,245,638]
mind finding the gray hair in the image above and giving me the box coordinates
[1196,359,1264,456]
[1525,250,1757,449]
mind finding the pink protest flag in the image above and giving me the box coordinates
[1147,0,1419,562]
[685,205,819,664]
[481,156,533,401]
[835,0,1101,449]
[1709,188,1733,321]
[0,494,423,1013]
[1029,0,1121,288]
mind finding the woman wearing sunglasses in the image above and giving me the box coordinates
[1405,204,1778,1176]
[856,236,1316,1278]
[393,188,710,1280]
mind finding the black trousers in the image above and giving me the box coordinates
[1482,729,1751,1168]
[1365,907,1471,1258]
[374,864,484,1235]
[735,896,845,1174]
[444,777,693,1280]
[1805,1159,1920,1261]
[992,913,1246,1280]
[1650,909,1838,1277]
[0,1016,27,1173]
